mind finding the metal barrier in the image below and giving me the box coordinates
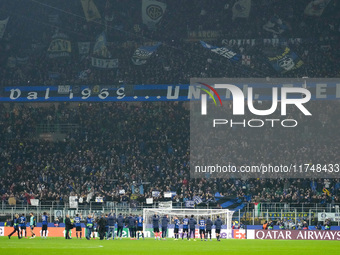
[0,200,218,222]
[240,202,340,226]
[1,201,339,226]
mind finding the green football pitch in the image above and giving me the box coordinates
[0,237,339,255]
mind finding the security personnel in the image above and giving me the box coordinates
[268,220,274,230]
[86,214,94,240]
[278,220,285,230]
[262,221,268,230]
[325,219,331,230]
[8,214,21,239]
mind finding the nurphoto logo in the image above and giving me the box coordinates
[200,83,311,116]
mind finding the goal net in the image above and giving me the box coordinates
[143,208,234,239]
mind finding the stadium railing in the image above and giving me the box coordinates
[1,200,339,226]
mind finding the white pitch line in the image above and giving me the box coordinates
[4,245,104,249]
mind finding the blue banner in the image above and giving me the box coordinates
[185,200,195,208]
[193,196,203,204]
[200,41,240,61]
[0,81,339,102]
[268,47,303,73]
[132,42,161,65]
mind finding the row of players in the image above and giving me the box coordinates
[150,213,224,241]
[84,212,225,241]
[7,212,225,241]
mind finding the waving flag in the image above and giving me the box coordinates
[91,32,118,68]
[0,17,9,39]
[47,33,72,58]
[142,0,167,29]
[304,0,331,16]
[267,47,303,73]
[93,32,110,58]
[232,0,251,21]
[131,42,161,65]
[200,41,240,61]
[263,16,288,35]
[193,196,203,205]
[80,0,101,22]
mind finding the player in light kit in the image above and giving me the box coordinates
[173,216,180,240]
[41,212,48,238]
[152,213,161,240]
[182,216,189,240]
[136,214,144,240]
[29,212,36,238]
[199,217,206,241]
[74,213,82,239]
[92,216,97,239]
[19,213,27,238]
[205,216,213,241]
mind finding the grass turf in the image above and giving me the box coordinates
[1,237,339,255]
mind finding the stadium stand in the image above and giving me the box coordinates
[0,0,339,219]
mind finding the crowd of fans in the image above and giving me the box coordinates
[0,1,339,208]
[0,102,339,207]
[0,0,339,87]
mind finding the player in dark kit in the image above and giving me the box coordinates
[152,213,160,240]
[161,214,169,240]
[188,215,197,241]
[136,214,144,240]
[205,217,213,241]
[199,217,206,241]
[173,216,180,240]
[107,212,116,240]
[104,214,109,239]
[8,214,21,239]
[133,215,138,239]
[74,214,82,239]
[182,216,189,240]
[127,214,136,240]
[214,216,222,241]
[64,214,72,239]
[97,214,107,240]
[41,212,48,238]
[117,213,124,240]
[19,213,27,238]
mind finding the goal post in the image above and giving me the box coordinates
[143,208,234,239]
